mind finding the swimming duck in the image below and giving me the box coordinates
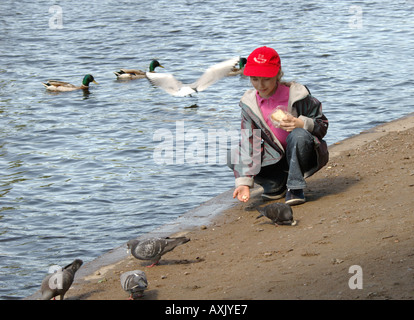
[227,57,247,76]
[145,57,239,97]
[42,74,98,91]
[114,60,164,80]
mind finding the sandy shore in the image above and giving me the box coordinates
[27,113,414,301]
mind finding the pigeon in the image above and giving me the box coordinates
[256,203,296,226]
[120,270,148,300]
[40,259,83,300]
[127,236,190,267]
[145,57,239,97]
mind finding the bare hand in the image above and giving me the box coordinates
[279,113,304,132]
[233,185,250,202]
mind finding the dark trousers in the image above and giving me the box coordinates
[251,128,317,192]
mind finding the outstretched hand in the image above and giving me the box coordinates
[233,185,250,202]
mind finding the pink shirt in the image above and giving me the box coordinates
[256,84,290,149]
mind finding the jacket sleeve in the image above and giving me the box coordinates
[232,108,262,188]
[294,94,328,141]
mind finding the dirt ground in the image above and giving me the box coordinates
[61,115,414,300]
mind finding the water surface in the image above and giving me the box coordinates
[0,0,413,299]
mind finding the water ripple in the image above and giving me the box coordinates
[1,0,413,299]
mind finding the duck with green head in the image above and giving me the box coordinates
[42,74,98,91]
[227,57,247,76]
[114,60,164,80]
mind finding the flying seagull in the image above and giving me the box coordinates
[145,57,239,97]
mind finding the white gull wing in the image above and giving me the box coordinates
[146,72,195,97]
[191,56,239,92]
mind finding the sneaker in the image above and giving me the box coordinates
[285,189,305,206]
[261,188,287,201]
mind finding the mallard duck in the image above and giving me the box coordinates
[42,74,98,91]
[227,57,247,76]
[145,57,239,97]
[114,60,164,80]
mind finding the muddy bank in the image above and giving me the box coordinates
[27,113,414,300]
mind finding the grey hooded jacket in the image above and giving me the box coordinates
[232,82,329,188]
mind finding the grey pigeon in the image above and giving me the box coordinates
[127,236,190,267]
[256,203,296,226]
[120,270,148,300]
[40,259,83,300]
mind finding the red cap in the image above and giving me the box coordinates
[243,46,281,77]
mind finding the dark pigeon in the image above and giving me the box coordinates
[127,236,190,267]
[41,259,83,300]
[256,203,296,226]
[120,270,148,300]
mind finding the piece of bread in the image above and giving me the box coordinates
[271,109,287,122]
